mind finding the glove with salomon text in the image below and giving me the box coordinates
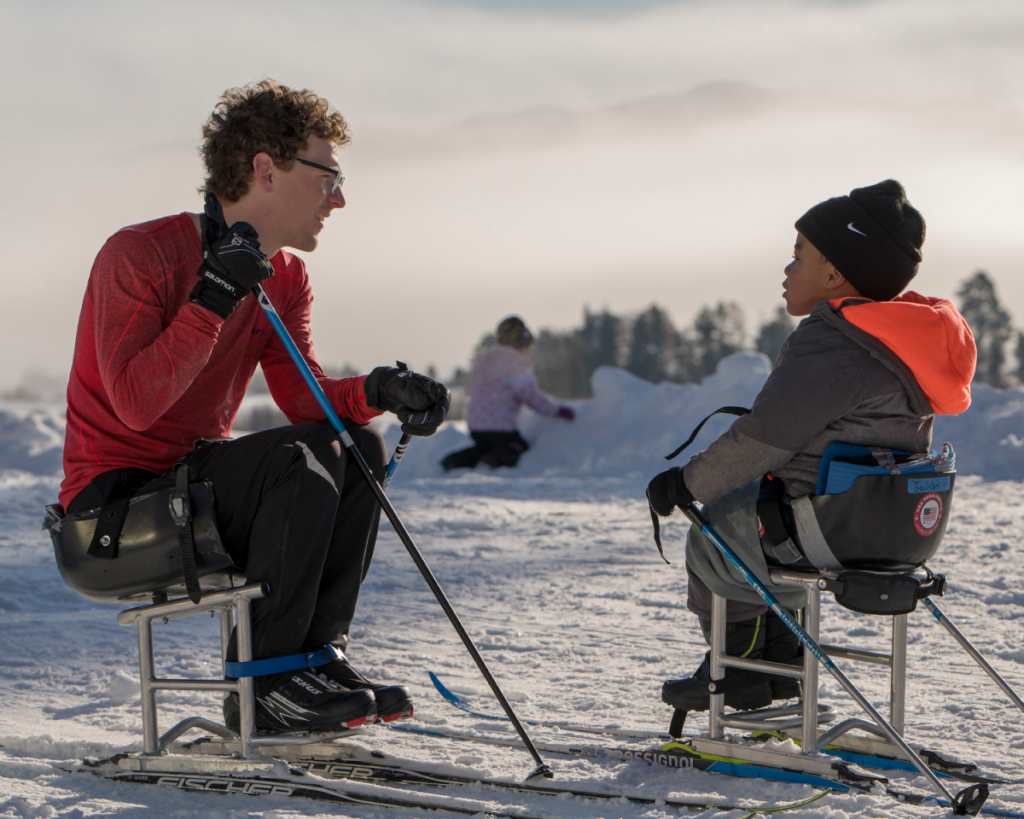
[646,467,696,517]
[190,222,276,319]
[365,363,451,436]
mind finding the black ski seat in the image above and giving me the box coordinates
[45,477,238,604]
[760,442,956,577]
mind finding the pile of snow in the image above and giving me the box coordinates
[0,405,64,476]
[387,354,772,482]
[2,355,1023,484]
[933,384,1024,481]
[387,354,1024,484]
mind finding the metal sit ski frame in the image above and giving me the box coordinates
[681,502,1023,816]
[111,578,371,779]
[698,568,921,766]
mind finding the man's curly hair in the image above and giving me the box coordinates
[201,80,349,203]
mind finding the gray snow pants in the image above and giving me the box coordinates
[685,479,806,622]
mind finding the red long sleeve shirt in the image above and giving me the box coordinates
[60,213,379,509]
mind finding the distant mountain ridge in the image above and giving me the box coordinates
[360,81,1024,157]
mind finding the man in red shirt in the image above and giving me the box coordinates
[60,80,449,734]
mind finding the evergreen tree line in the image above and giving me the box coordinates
[455,302,796,399]
[956,271,1022,389]
[453,270,1020,400]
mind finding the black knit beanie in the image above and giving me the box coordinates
[496,316,534,350]
[794,180,925,302]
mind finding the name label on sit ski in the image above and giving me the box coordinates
[908,477,950,494]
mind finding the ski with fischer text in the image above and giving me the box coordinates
[82,753,834,817]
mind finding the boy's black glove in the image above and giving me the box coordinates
[365,363,451,436]
[190,222,276,319]
[646,467,695,516]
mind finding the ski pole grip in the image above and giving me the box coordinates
[383,433,412,490]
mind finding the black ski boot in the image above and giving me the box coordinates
[663,615,773,736]
[764,609,803,701]
[319,653,414,722]
[224,669,377,735]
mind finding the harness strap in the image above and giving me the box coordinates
[756,478,788,543]
[791,496,844,574]
[652,406,752,560]
[87,494,132,560]
[85,467,156,560]
[756,478,803,564]
[869,446,900,474]
[225,645,343,679]
[170,462,201,604]
[664,406,751,461]
[647,494,671,564]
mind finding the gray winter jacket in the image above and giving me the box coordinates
[682,299,936,506]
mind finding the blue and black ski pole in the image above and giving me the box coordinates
[254,285,552,782]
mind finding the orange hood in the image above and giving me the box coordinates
[830,291,976,415]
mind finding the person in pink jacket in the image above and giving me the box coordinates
[441,317,575,471]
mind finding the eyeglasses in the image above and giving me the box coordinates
[295,158,345,194]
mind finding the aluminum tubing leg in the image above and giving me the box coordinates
[680,504,959,806]
[890,614,908,734]
[219,607,233,679]
[924,597,1024,714]
[709,593,727,740]
[138,619,159,755]
[802,586,820,754]
[234,593,258,760]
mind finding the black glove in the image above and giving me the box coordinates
[190,222,276,319]
[646,467,695,517]
[365,363,451,436]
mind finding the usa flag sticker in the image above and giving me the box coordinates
[914,492,943,536]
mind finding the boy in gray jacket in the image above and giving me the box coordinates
[647,180,976,715]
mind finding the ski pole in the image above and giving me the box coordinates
[254,286,553,781]
[678,502,988,816]
[383,433,411,490]
[922,597,1024,714]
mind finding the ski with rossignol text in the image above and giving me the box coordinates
[389,721,885,790]
[287,754,834,814]
[428,670,1004,785]
[387,721,1018,817]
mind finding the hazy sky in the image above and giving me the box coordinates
[3,0,1024,389]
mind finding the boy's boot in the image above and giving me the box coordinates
[662,615,773,724]
[223,669,377,735]
[764,609,803,701]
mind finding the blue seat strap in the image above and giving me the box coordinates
[225,645,343,679]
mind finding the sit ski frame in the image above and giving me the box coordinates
[675,501,1024,816]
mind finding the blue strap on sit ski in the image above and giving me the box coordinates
[226,644,343,679]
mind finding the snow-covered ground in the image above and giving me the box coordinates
[3,356,1024,818]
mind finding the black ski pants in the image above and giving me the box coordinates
[184,422,386,660]
[441,431,529,471]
